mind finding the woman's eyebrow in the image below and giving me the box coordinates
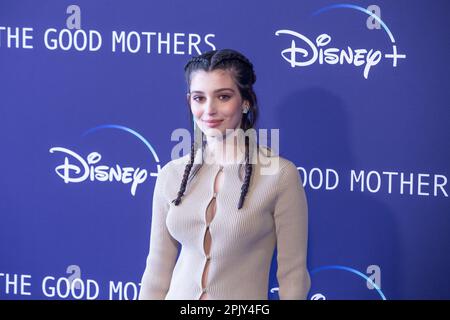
[191,88,235,94]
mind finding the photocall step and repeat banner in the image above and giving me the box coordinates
[1,0,449,300]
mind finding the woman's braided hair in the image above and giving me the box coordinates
[172,49,259,210]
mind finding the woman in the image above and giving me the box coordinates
[138,49,310,300]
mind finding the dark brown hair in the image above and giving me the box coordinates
[171,49,260,209]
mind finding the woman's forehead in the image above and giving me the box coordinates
[190,69,237,92]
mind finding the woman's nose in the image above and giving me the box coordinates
[204,99,217,114]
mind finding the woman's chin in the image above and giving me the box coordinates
[202,126,225,137]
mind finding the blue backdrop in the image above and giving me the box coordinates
[1,0,449,299]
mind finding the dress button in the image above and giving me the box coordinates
[212,192,217,198]
[206,255,211,261]
[202,288,207,293]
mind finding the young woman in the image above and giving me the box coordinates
[138,49,310,300]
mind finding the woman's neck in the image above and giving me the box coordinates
[204,129,246,166]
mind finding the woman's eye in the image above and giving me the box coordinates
[193,95,230,102]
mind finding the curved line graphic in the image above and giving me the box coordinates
[310,265,387,300]
[313,4,395,43]
[82,124,160,163]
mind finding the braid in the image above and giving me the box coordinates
[238,136,253,210]
[172,140,197,205]
[184,56,207,71]
[212,52,256,85]
[214,52,253,67]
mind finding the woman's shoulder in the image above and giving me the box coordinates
[256,145,298,176]
[157,153,192,179]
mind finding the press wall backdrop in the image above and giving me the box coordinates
[1,0,449,299]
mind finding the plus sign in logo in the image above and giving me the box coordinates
[275,4,406,79]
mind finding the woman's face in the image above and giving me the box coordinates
[188,69,247,138]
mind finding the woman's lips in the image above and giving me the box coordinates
[202,119,223,128]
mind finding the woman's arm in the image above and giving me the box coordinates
[273,160,311,299]
[138,165,179,299]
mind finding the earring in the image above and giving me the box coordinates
[243,105,249,114]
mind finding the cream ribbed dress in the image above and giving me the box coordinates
[138,147,310,300]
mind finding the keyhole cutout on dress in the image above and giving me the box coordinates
[199,165,224,300]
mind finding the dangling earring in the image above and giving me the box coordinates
[242,105,249,114]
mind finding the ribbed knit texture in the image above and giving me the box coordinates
[138,147,310,300]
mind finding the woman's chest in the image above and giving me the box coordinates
[165,165,278,246]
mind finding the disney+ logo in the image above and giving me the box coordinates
[275,4,406,79]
